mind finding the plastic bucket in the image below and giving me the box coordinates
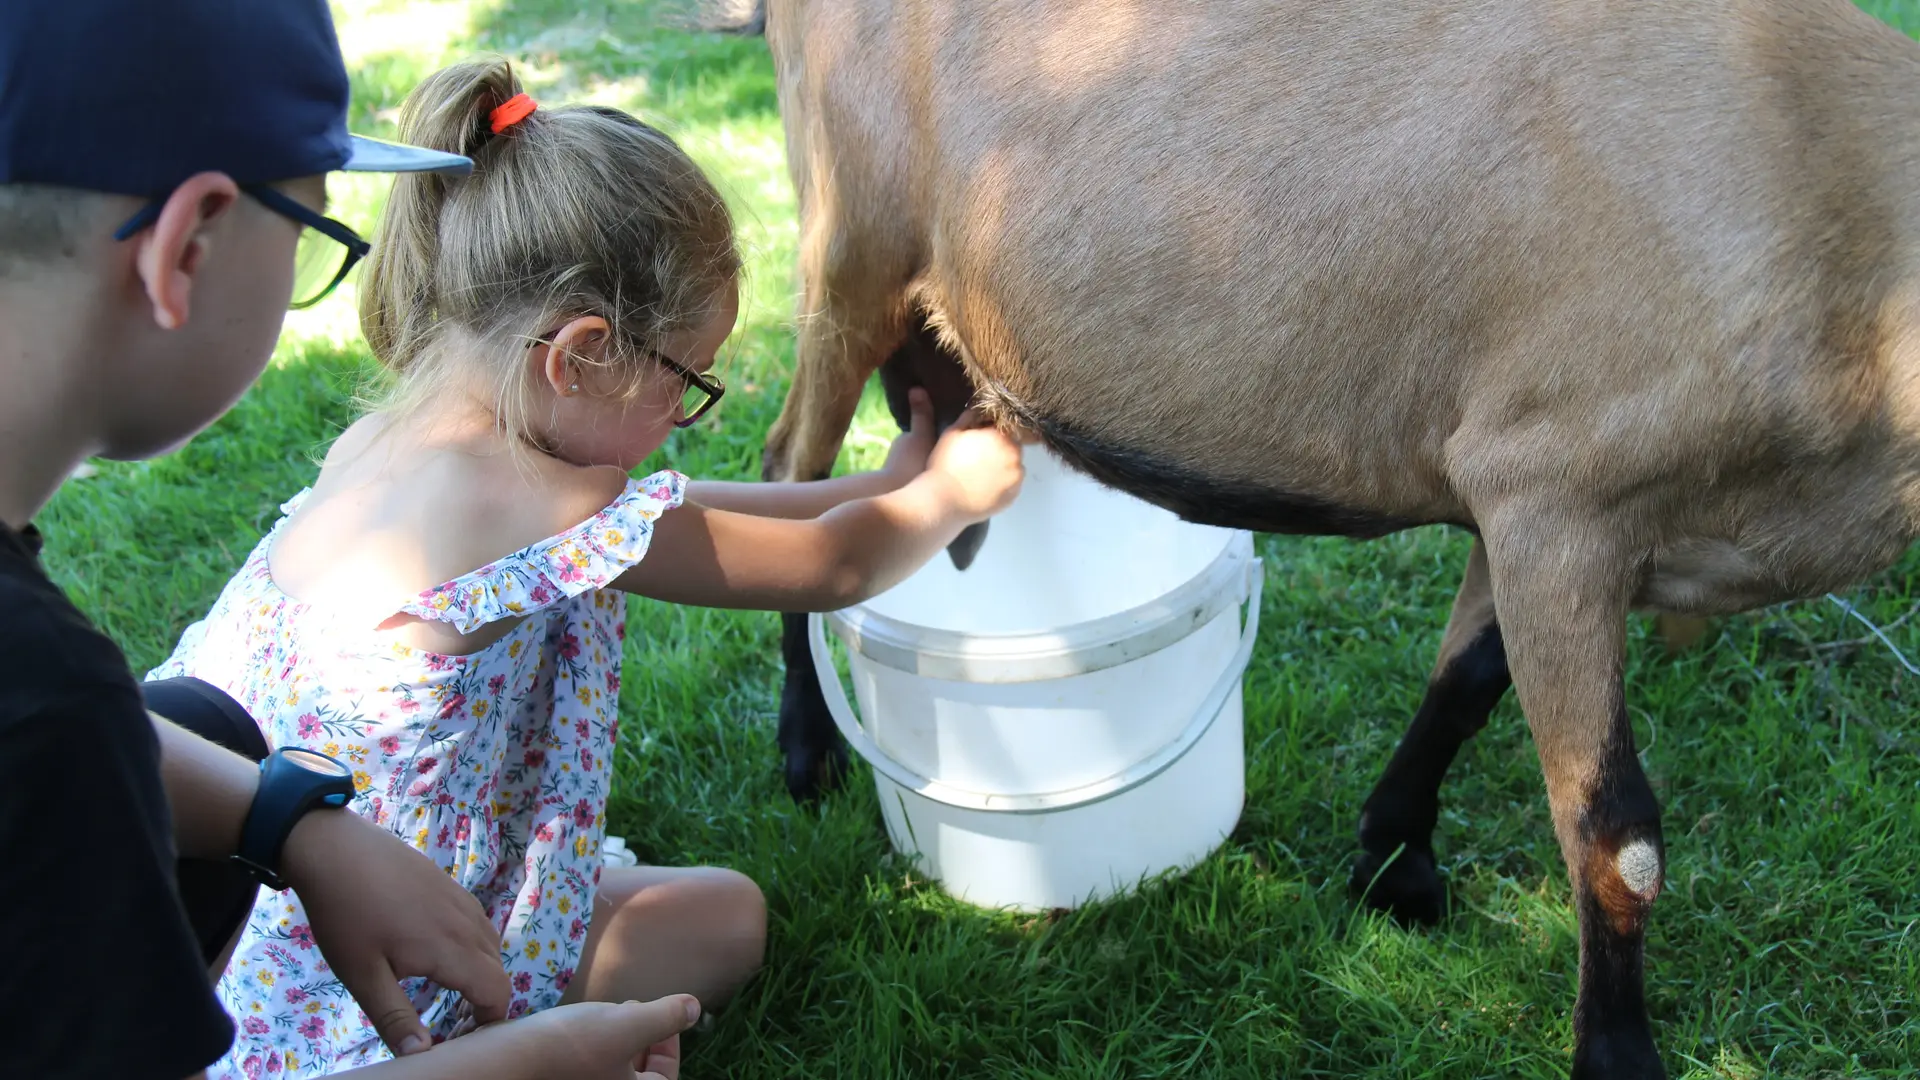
[810,447,1260,911]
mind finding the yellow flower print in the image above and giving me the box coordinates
[286,690,300,707]
[285,1052,299,1072]
[257,970,276,987]
[526,940,542,959]
[352,770,371,793]
[472,700,489,718]
[322,741,340,758]
[509,640,523,659]
[249,1002,263,1014]
[414,827,429,847]
[603,529,625,546]
[507,600,525,614]
[573,834,590,859]
[557,895,572,914]
[579,687,594,707]
[305,1001,322,1014]
[570,547,591,568]
[433,593,451,610]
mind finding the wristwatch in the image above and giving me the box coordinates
[232,747,356,891]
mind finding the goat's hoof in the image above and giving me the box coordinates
[1348,844,1447,926]
[1571,1026,1666,1080]
[783,738,850,803]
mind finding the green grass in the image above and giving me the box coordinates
[36,1,1920,1076]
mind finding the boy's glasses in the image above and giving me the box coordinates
[113,185,370,311]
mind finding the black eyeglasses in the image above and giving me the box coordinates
[113,184,370,310]
[649,348,725,428]
[530,330,726,428]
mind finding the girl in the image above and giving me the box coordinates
[147,56,1024,1079]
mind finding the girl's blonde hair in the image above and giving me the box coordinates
[358,56,741,443]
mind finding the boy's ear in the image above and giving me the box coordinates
[133,172,241,331]
[541,315,612,395]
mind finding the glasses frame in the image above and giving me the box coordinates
[112,184,371,311]
[649,348,726,428]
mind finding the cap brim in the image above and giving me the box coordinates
[342,134,472,176]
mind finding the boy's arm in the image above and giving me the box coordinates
[153,716,513,1055]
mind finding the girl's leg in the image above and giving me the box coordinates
[560,866,767,1010]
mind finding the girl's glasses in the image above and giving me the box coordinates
[113,184,370,311]
[649,348,725,428]
[530,330,727,428]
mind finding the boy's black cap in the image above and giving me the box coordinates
[0,0,471,196]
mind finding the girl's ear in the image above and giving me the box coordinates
[540,315,612,395]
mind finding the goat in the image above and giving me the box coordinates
[729,1,1920,1076]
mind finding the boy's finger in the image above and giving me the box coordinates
[635,1032,683,1080]
[337,956,434,1057]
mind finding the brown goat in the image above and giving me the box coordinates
[733,1,1920,1076]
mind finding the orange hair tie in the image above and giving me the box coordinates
[489,92,537,134]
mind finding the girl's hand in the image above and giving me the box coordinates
[879,387,937,487]
[923,407,1025,519]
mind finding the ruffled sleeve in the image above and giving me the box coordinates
[396,470,686,634]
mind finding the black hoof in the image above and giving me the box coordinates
[782,735,850,803]
[1348,844,1447,926]
[1572,1026,1666,1080]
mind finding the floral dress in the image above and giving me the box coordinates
[146,471,686,1080]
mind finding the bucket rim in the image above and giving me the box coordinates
[824,531,1256,684]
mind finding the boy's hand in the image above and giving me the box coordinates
[281,809,511,1056]
[516,1001,697,1080]
[924,407,1025,519]
[879,387,937,488]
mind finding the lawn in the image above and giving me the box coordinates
[38,1,1920,1076]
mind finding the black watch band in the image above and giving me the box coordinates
[232,747,356,891]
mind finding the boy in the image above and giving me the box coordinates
[0,3,700,1077]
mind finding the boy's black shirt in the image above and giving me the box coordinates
[0,520,234,1078]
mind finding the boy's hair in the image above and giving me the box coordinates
[359,56,742,443]
[0,185,106,277]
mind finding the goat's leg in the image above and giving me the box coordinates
[1484,520,1665,1080]
[763,216,912,800]
[1350,537,1509,925]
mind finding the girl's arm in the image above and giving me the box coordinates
[614,411,1024,612]
[682,389,938,520]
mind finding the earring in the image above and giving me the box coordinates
[569,383,580,393]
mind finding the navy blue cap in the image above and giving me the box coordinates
[0,0,470,197]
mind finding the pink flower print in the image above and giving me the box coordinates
[513,971,533,993]
[573,799,595,828]
[285,987,309,1004]
[266,1052,283,1074]
[399,696,420,714]
[435,790,455,807]
[296,714,320,740]
[556,560,585,585]
[298,1015,326,1041]
[530,584,552,604]
[524,748,546,768]
[436,825,452,848]
[416,756,439,774]
[575,719,590,741]
[535,822,555,844]
[509,999,531,1020]
[243,1055,264,1080]
[558,633,581,660]
[379,735,401,755]
[289,923,315,950]
[604,669,621,694]
[244,1017,270,1036]
[615,621,626,638]
[569,917,587,942]
[556,966,575,992]
[580,748,595,772]
[455,815,471,843]
[488,674,507,695]
[438,692,466,719]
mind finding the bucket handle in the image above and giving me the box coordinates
[808,558,1263,815]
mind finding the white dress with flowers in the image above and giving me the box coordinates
[146,470,686,1080]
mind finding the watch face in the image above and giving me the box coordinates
[284,748,351,777]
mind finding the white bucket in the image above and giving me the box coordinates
[809,446,1261,911]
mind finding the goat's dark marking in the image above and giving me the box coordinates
[1351,620,1511,923]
